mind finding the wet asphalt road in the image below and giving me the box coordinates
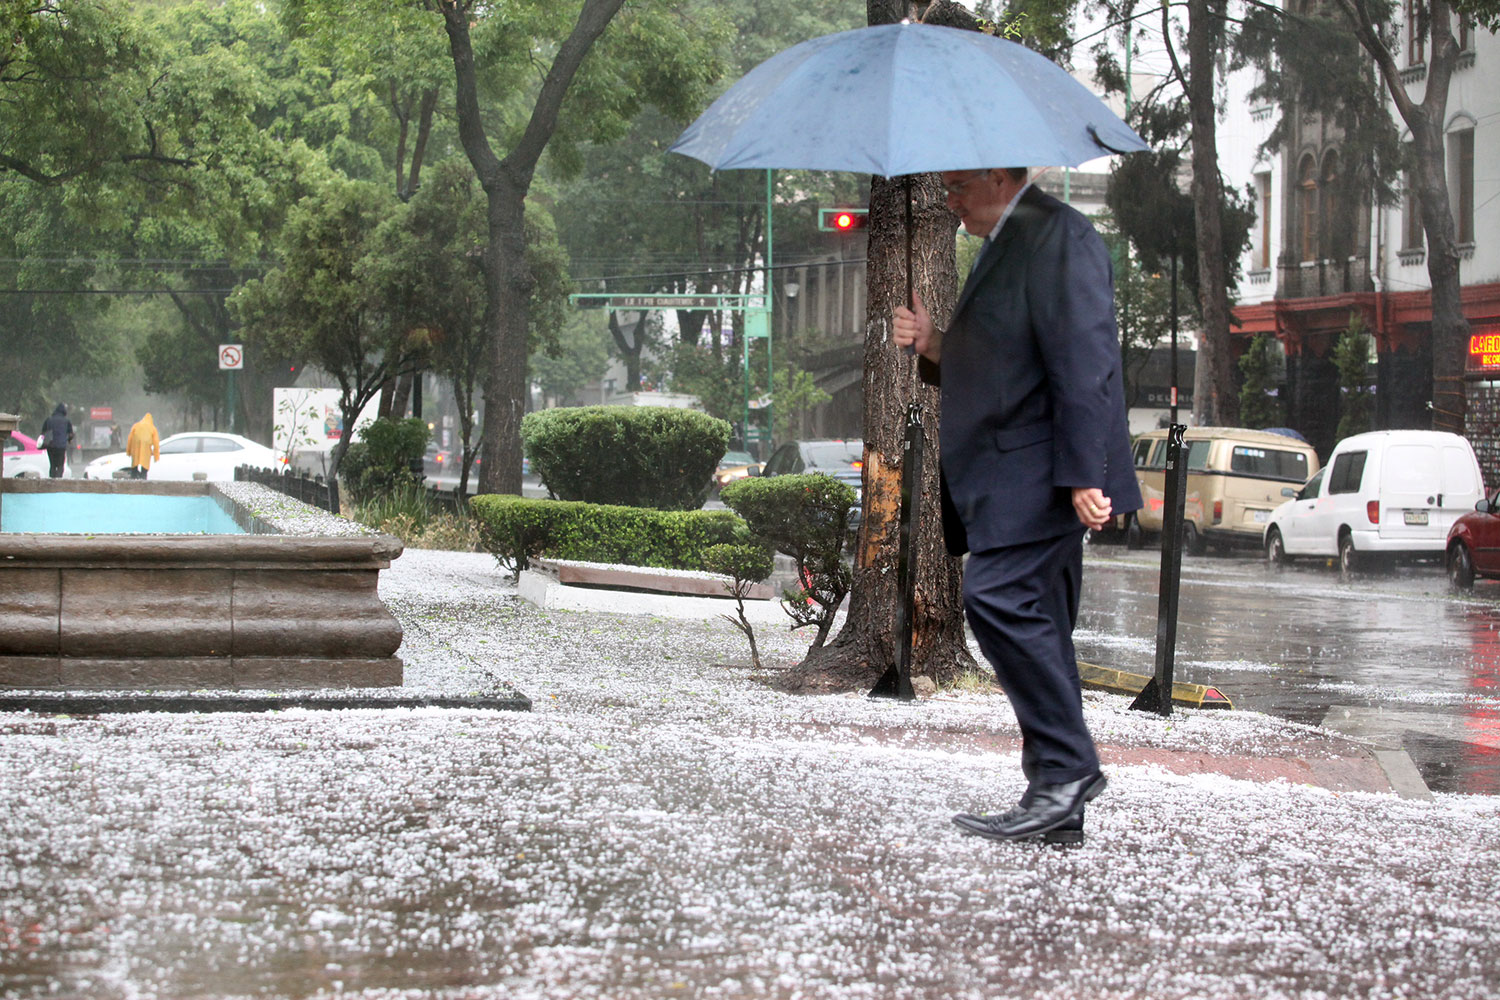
[1075,541,1500,795]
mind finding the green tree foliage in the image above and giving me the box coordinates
[231,175,422,474]
[1335,313,1375,440]
[1096,211,1183,410]
[1104,99,1255,315]
[431,0,730,496]
[532,313,613,407]
[1237,334,1283,430]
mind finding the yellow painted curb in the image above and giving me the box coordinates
[1078,661,1234,709]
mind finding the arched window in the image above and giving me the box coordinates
[1448,121,1475,243]
[1299,155,1319,262]
[1321,150,1343,258]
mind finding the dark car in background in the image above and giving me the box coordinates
[758,438,863,490]
[757,439,865,526]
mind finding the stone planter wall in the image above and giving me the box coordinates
[0,479,404,690]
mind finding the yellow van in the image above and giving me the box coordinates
[1126,427,1321,553]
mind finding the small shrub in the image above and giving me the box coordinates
[351,482,483,552]
[353,480,433,534]
[342,417,429,504]
[470,494,745,573]
[702,542,776,670]
[521,405,729,510]
[720,473,856,651]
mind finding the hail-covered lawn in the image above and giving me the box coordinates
[1,549,1497,1000]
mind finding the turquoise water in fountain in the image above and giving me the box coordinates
[1,493,247,534]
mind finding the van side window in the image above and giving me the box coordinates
[1230,446,1311,481]
[1328,451,1368,495]
[1133,438,1153,468]
[1186,440,1212,471]
[1297,467,1325,501]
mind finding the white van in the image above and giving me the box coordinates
[1263,430,1485,572]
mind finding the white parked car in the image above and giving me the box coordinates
[1263,430,1485,573]
[84,432,280,482]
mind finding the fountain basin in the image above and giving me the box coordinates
[0,478,404,691]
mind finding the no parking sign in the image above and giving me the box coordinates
[218,344,244,370]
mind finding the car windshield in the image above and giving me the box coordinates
[719,451,755,467]
[804,442,861,467]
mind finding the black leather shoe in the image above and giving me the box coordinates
[953,807,1086,846]
[952,771,1106,843]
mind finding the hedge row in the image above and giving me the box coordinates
[470,494,746,572]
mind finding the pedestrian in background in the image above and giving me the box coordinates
[893,166,1140,846]
[38,403,74,479]
[125,413,160,480]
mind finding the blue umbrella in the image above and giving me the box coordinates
[669,22,1147,176]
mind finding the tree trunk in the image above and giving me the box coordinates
[1186,0,1239,427]
[1336,0,1467,433]
[772,0,976,693]
[476,185,531,496]
[1407,12,1466,433]
[442,0,626,497]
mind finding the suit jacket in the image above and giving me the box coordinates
[921,185,1141,556]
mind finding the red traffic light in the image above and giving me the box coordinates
[818,207,869,232]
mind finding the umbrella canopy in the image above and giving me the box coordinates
[670,22,1146,177]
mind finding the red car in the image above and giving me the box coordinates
[1447,489,1500,588]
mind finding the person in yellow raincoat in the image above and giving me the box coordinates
[126,413,160,479]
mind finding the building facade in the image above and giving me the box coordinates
[1228,15,1499,469]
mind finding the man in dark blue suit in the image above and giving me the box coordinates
[894,166,1141,845]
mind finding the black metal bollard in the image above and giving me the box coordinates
[1131,423,1188,716]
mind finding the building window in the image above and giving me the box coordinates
[1258,172,1273,269]
[1299,155,1319,262]
[1322,150,1344,258]
[1407,0,1425,65]
[1450,127,1474,244]
[1402,145,1424,252]
[1458,15,1471,52]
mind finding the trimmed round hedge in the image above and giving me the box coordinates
[521,405,730,510]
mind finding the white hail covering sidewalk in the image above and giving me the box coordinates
[0,548,1497,1000]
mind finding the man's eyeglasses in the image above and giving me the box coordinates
[942,173,988,198]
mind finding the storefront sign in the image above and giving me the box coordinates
[1468,331,1500,372]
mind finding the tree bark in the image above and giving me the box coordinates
[1185,0,1239,427]
[1335,0,1466,433]
[442,0,627,495]
[772,0,977,693]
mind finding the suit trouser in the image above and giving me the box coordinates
[962,527,1098,787]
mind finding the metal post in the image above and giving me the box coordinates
[1131,423,1187,716]
[1170,253,1179,426]
[765,169,774,452]
[226,370,238,435]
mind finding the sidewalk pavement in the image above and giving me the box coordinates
[1,548,1498,1000]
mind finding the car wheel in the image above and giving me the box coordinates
[1266,527,1291,567]
[1449,542,1476,590]
[1338,531,1359,576]
[1125,514,1143,550]
[1181,520,1206,556]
